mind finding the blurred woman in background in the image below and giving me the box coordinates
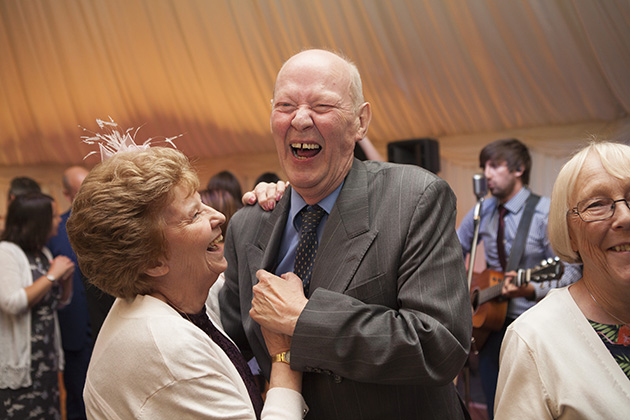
[0,192,74,419]
[206,170,244,211]
[200,188,241,238]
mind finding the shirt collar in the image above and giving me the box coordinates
[502,187,531,214]
[289,181,343,226]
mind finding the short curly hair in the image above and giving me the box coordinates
[67,148,199,299]
[548,141,630,264]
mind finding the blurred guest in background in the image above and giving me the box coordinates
[495,141,630,418]
[254,172,281,187]
[207,170,244,208]
[2,176,42,235]
[47,166,92,420]
[7,176,41,204]
[0,192,74,419]
[200,188,241,238]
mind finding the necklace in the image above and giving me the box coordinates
[584,282,629,325]
[583,282,630,346]
[155,292,194,322]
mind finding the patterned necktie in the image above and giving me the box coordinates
[294,205,326,295]
[185,308,263,419]
[497,204,508,271]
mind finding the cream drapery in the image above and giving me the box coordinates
[1,0,628,225]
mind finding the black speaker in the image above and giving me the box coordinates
[387,138,440,174]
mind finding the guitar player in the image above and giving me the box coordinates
[457,138,581,419]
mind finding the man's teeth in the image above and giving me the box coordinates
[207,235,223,251]
[291,143,321,150]
[291,143,321,159]
[611,244,630,252]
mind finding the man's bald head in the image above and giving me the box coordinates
[63,166,90,203]
[274,49,365,110]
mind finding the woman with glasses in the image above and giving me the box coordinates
[494,141,630,419]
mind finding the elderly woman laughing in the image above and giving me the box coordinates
[67,139,307,419]
[495,141,630,419]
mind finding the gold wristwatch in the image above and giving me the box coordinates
[271,351,291,365]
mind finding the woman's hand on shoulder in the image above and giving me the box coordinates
[242,181,288,211]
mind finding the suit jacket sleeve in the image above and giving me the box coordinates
[291,169,472,386]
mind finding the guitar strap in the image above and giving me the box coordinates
[505,193,541,272]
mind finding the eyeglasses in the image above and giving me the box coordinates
[569,197,630,222]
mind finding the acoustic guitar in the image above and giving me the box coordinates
[470,257,563,351]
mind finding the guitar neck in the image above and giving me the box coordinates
[476,268,529,306]
[477,283,504,306]
[475,259,562,307]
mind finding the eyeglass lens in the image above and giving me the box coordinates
[577,197,630,221]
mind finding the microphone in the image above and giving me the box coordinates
[473,173,487,201]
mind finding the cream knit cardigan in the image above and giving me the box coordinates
[0,241,64,389]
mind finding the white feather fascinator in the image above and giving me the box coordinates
[80,117,182,161]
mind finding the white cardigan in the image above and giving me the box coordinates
[495,287,630,419]
[85,294,307,419]
[0,241,63,389]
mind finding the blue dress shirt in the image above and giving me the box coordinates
[275,183,342,279]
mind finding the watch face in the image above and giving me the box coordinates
[272,351,290,364]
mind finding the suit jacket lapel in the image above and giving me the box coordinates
[310,160,377,294]
[246,191,292,280]
[243,192,291,348]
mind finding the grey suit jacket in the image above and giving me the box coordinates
[220,159,472,419]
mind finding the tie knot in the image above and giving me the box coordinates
[498,205,508,218]
[301,205,326,230]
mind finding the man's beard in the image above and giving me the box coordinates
[491,177,516,201]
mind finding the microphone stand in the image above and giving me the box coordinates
[467,197,484,290]
[463,175,486,412]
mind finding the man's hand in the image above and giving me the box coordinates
[242,181,289,211]
[250,270,308,337]
[502,271,535,300]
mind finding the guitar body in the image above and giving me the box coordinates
[470,270,507,351]
[468,258,563,352]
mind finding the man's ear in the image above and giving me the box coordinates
[356,102,372,139]
[145,260,169,278]
[514,165,524,178]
